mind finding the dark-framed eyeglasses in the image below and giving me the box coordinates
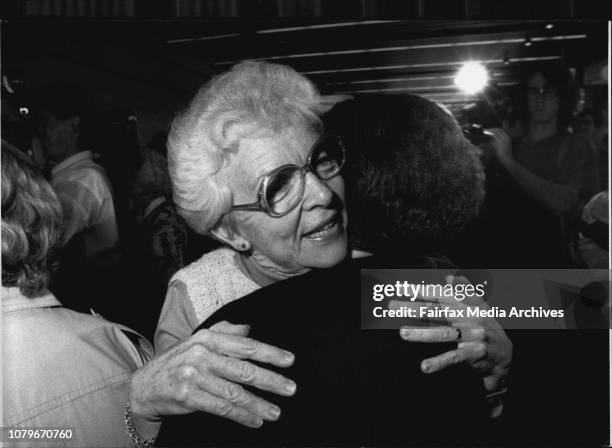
[527,86,558,99]
[230,133,346,218]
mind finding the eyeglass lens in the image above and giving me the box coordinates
[264,135,344,215]
[528,86,557,97]
[265,166,303,215]
[312,135,344,179]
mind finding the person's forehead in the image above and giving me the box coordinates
[38,112,58,128]
[40,110,64,124]
[232,126,316,183]
[245,127,314,164]
[528,73,549,87]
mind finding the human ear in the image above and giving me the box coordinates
[68,116,80,132]
[210,223,251,252]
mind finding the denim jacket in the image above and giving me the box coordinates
[2,286,153,447]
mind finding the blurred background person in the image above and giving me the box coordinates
[34,83,119,262]
[572,107,608,189]
[126,130,219,337]
[483,61,600,267]
[31,83,121,313]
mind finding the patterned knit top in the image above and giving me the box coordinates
[171,247,260,323]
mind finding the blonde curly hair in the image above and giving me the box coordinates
[1,140,62,297]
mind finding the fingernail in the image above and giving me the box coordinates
[285,380,297,395]
[400,328,410,338]
[283,351,295,364]
[268,406,281,420]
[422,362,430,373]
[252,417,264,428]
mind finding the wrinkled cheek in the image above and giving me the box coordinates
[244,214,300,254]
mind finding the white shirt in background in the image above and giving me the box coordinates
[51,151,119,258]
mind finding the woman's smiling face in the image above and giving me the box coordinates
[221,125,348,277]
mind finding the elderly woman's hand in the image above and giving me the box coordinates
[129,321,296,439]
[397,275,512,416]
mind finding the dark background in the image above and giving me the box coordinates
[1,2,609,446]
[1,2,608,143]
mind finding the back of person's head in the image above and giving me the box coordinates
[32,83,97,148]
[518,60,577,131]
[325,93,485,255]
[1,140,62,297]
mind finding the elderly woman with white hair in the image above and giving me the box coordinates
[154,62,514,437]
[155,61,348,354]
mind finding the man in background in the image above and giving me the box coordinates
[35,84,119,261]
[34,84,120,313]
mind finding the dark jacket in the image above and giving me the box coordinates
[158,256,490,446]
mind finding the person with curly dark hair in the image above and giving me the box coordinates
[325,94,509,415]
[325,93,485,256]
[485,61,600,267]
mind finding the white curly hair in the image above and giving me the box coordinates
[167,60,326,235]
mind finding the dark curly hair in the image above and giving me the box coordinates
[517,60,577,131]
[324,93,485,255]
[1,140,62,297]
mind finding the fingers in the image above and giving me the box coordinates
[445,274,471,286]
[199,375,282,422]
[400,326,486,343]
[388,300,449,324]
[182,389,264,428]
[485,128,509,142]
[444,275,485,306]
[400,326,460,343]
[186,330,297,397]
[211,356,297,397]
[193,329,295,368]
[420,342,487,374]
[210,321,251,337]
[483,128,511,159]
[578,238,597,249]
[483,374,505,393]
[137,329,297,427]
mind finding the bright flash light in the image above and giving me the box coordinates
[455,62,489,95]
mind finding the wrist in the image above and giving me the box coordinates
[129,368,162,420]
[128,396,161,425]
[125,402,160,447]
